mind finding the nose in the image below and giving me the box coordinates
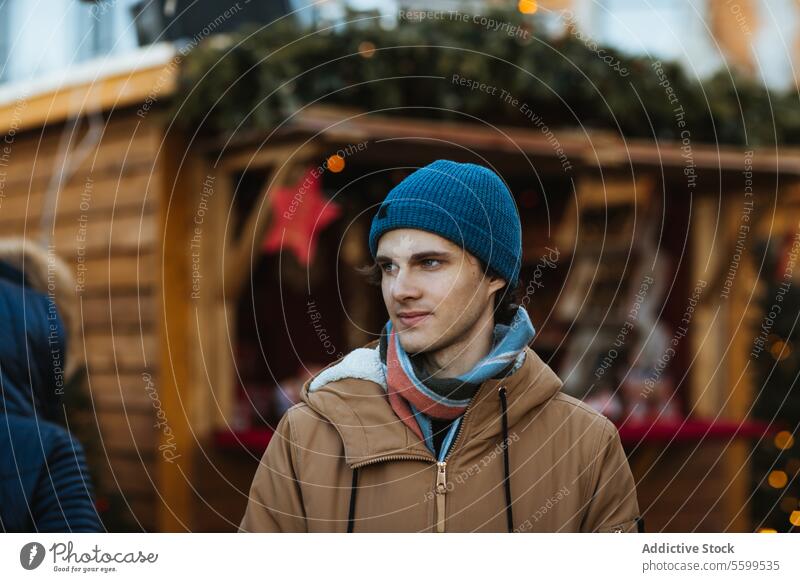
[390,267,422,303]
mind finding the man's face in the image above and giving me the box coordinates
[375,228,505,355]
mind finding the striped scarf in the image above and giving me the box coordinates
[378,306,536,441]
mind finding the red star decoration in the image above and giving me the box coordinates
[262,166,341,266]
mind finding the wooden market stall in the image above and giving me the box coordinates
[2,46,799,532]
[192,105,800,532]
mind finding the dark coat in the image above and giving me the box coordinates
[0,261,101,532]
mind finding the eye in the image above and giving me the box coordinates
[422,258,441,268]
[379,262,396,274]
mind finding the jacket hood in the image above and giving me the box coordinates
[300,339,563,466]
[0,260,67,420]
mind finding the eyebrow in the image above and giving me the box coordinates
[375,250,453,263]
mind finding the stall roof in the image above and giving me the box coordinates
[212,104,800,177]
[0,42,177,135]
[3,47,799,179]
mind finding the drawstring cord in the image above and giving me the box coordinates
[347,468,359,533]
[498,385,514,533]
[346,386,515,533]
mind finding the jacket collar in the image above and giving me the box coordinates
[300,339,563,467]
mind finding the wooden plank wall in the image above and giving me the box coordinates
[0,111,162,530]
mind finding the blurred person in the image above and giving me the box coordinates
[240,160,641,532]
[0,239,101,532]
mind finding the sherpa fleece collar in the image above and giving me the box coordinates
[301,340,563,467]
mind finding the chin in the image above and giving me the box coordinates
[396,330,432,355]
[396,328,446,356]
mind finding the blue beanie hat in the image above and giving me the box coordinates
[369,160,522,287]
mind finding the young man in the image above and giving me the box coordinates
[240,160,642,533]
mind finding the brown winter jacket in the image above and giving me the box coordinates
[239,340,642,533]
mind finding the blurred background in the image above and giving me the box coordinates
[1,0,799,532]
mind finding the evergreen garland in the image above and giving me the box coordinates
[171,8,800,146]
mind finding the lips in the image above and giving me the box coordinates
[397,311,431,327]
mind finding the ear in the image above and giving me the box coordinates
[488,274,506,295]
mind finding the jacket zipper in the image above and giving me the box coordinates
[431,384,501,533]
[348,383,502,533]
[350,453,433,469]
[435,461,447,533]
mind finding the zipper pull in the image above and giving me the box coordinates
[435,461,447,533]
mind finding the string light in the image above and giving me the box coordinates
[327,154,345,173]
[768,470,788,488]
[790,511,800,527]
[358,41,376,58]
[518,0,538,14]
[774,430,795,450]
[770,339,791,361]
